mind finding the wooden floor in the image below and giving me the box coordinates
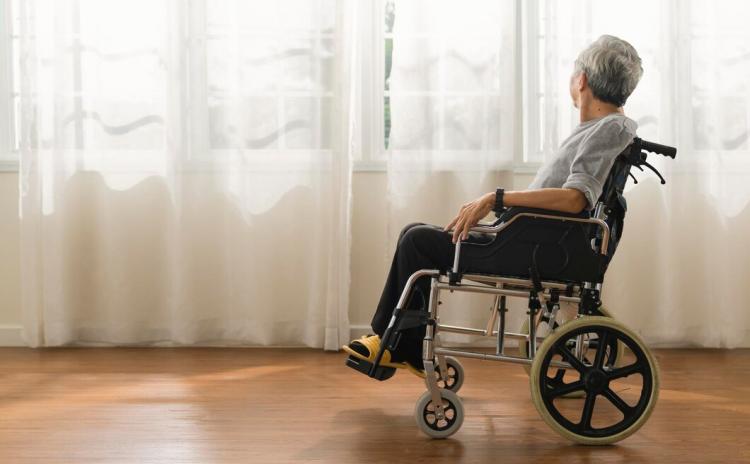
[0,348,747,463]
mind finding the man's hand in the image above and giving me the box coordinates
[443,192,495,243]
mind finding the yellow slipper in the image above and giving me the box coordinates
[342,334,426,378]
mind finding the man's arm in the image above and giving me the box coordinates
[445,119,635,243]
[444,188,587,243]
[501,188,587,214]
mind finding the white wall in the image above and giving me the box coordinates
[0,170,534,346]
[0,173,22,344]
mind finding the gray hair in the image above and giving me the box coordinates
[574,35,643,107]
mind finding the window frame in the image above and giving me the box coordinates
[353,0,387,172]
[181,0,342,172]
[0,0,17,171]
[519,0,542,173]
[355,0,537,173]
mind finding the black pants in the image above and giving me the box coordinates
[370,222,498,366]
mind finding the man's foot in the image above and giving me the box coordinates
[342,334,426,378]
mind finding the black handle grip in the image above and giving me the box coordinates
[640,140,677,159]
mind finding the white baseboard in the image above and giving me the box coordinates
[1,324,520,349]
[349,324,374,339]
[0,324,24,346]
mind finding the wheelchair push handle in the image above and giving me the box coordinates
[639,139,677,159]
[622,137,677,185]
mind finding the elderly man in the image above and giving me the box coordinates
[343,35,643,376]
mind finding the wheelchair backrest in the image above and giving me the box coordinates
[592,137,677,266]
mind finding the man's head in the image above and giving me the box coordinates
[569,35,643,109]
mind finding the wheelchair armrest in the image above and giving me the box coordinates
[467,206,595,235]
[500,206,590,220]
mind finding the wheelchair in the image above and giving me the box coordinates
[345,137,677,445]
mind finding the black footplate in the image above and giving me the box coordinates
[345,355,396,381]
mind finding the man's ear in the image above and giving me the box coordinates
[577,72,588,92]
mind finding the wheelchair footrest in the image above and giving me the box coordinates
[345,355,396,381]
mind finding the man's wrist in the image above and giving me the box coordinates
[482,191,495,207]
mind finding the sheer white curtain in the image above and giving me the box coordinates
[18,0,358,348]
[539,0,750,346]
[386,0,521,338]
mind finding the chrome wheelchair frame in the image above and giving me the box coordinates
[346,137,676,444]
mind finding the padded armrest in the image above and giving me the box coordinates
[467,206,590,233]
[498,206,590,221]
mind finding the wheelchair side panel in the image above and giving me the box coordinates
[462,216,606,284]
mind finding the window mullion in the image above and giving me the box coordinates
[520,0,540,167]
[354,0,386,170]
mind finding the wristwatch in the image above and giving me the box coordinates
[492,187,505,217]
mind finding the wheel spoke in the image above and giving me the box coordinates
[607,361,645,380]
[547,380,586,398]
[605,338,619,368]
[602,387,635,416]
[557,344,587,374]
[593,330,609,369]
[579,391,597,430]
[551,368,567,384]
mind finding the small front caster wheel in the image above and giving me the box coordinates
[414,389,464,439]
[425,356,465,392]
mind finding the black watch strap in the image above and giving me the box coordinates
[492,188,505,217]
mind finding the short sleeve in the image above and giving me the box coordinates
[562,119,636,210]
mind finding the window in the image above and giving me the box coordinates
[362,0,517,172]
[5,0,340,173]
[193,0,337,162]
[8,0,174,174]
[688,0,750,153]
[5,1,744,173]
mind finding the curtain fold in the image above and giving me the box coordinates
[15,0,749,349]
[385,0,522,342]
[18,0,356,349]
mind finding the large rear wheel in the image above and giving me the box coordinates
[529,316,659,445]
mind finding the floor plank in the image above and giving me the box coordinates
[0,348,747,463]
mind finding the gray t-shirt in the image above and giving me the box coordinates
[528,113,638,210]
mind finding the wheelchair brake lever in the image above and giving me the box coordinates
[641,160,666,185]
